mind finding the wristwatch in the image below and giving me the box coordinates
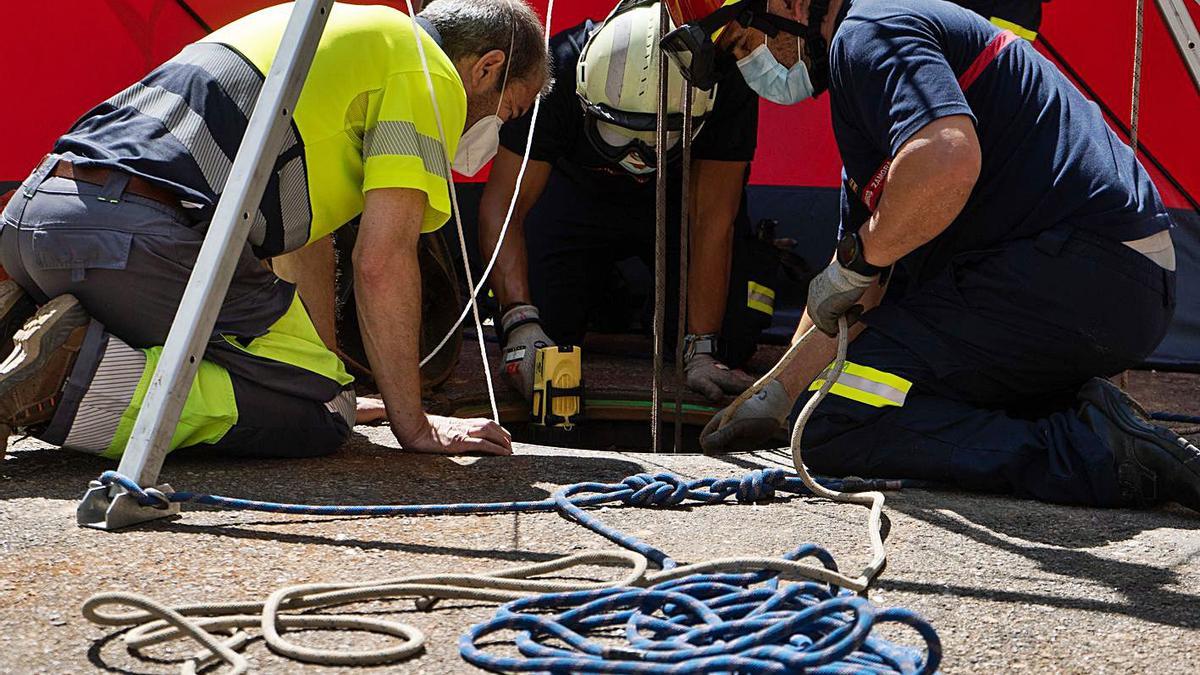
[683,333,719,362]
[835,230,885,276]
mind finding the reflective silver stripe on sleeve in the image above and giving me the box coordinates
[247,209,269,249]
[363,120,449,179]
[277,153,312,252]
[173,43,264,121]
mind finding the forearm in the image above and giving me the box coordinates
[859,116,980,266]
[687,160,746,335]
[480,211,531,307]
[478,151,549,308]
[356,259,427,443]
[686,214,733,335]
[271,236,337,349]
[778,279,885,397]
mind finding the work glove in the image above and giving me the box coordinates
[501,304,553,399]
[806,260,876,336]
[699,379,793,453]
[685,353,756,402]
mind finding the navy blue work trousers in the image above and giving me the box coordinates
[798,227,1175,507]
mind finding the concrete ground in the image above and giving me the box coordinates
[2,370,1200,673]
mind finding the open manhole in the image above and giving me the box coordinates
[449,396,779,453]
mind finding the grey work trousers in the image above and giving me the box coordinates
[0,157,353,458]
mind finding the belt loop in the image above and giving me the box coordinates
[22,155,58,198]
[97,170,131,204]
[1034,228,1071,257]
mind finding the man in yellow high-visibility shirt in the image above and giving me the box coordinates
[0,0,548,459]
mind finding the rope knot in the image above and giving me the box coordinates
[734,469,787,503]
[620,473,689,507]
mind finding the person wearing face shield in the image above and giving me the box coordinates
[0,1,550,461]
[675,0,1200,514]
[479,0,784,403]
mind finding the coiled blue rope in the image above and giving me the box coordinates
[461,544,941,674]
[95,469,940,673]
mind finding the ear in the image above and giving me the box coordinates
[469,49,508,92]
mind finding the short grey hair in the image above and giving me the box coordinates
[420,0,550,91]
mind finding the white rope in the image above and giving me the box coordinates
[82,551,648,672]
[404,0,499,421]
[417,0,555,372]
[714,318,888,590]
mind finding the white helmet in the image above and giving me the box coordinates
[576,1,717,173]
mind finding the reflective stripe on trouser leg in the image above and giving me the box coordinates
[809,361,912,408]
[325,387,356,428]
[43,329,239,457]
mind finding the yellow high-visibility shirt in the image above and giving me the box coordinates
[204,2,466,246]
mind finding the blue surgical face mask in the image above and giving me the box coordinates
[736,42,815,106]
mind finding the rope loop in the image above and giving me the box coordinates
[98,470,174,509]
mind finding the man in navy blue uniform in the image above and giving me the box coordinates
[674,0,1200,512]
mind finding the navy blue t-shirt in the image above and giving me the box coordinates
[498,20,759,203]
[830,0,1171,280]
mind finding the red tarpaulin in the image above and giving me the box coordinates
[4,0,1197,206]
[2,1,1199,364]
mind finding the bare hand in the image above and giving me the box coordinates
[355,397,388,425]
[397,414,513,455]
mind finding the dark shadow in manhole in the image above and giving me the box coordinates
[448,395,782,454]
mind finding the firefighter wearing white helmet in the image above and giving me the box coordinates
[574,2,715,175]
[479,0,777,403]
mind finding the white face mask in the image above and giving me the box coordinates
[452,30,514,176]
[736,42,815,106]
[453,114,504,176]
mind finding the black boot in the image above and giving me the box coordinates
[1076,377,1200,512]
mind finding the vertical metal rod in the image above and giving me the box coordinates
[651,2,670,454]
[112,0,334,486]
[673,85,694,453]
